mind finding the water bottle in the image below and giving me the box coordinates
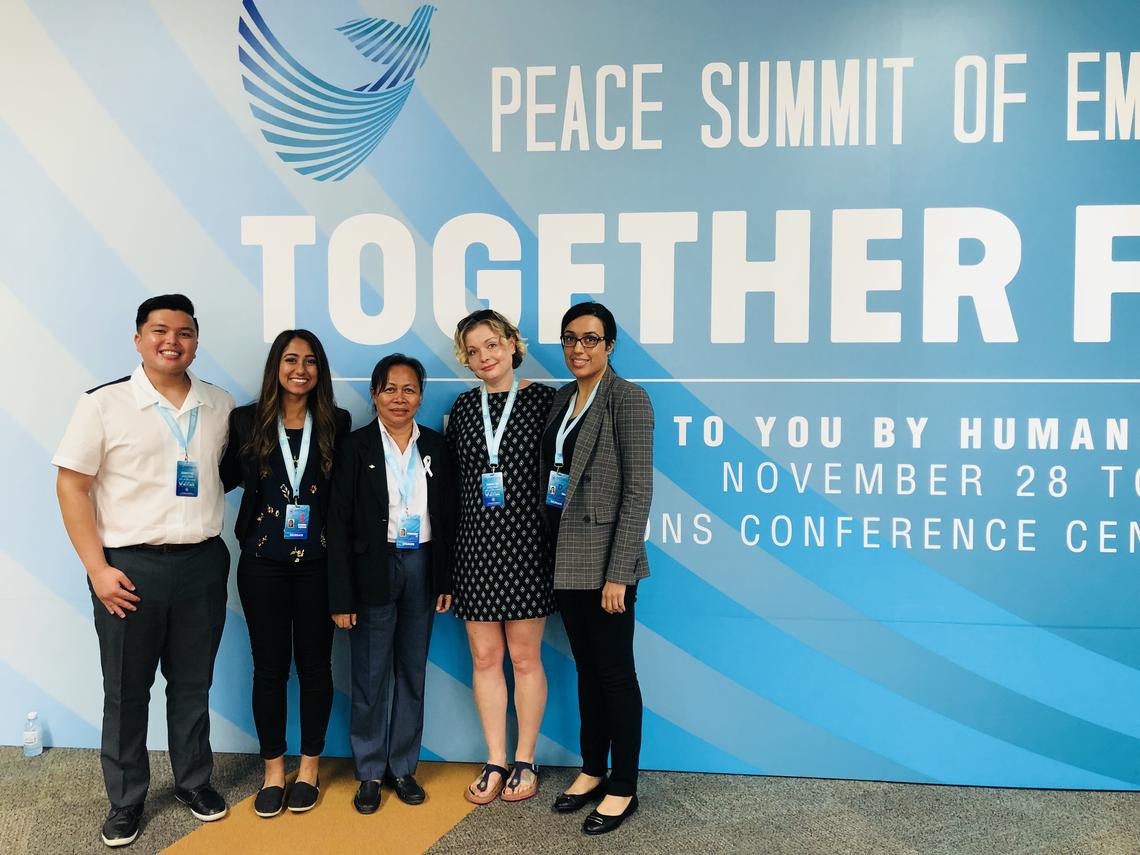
[23,711,42,758]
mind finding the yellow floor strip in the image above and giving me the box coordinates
[163,759,481,855]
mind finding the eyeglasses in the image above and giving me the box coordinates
[560,333,605,350]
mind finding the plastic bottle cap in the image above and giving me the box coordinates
[27,712,38,719]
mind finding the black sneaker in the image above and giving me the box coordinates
[101,804,143,848]
[174,785,227,822]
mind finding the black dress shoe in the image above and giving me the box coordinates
[174,785,227,822]
[287,777,320,813]
[552,781,605,813]
[253,785,285,818]
[354,780,382,814]
[583,795,638,835]
[385,774,426,805]
[101,804,143,847]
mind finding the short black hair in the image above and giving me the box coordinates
[370,353,426,394]
[561,301,617,343]
[136,294,198,332]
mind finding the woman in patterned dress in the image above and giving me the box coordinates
[447,309,556,804]
[221,330,350,817]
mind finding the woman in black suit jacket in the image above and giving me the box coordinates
[221,329,351,818]
[327,354,455,815]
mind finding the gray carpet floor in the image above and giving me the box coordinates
[2,747,1138,854]
[428,767,1140,855]
[0,746,260,855]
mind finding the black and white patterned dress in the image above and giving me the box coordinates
[447,382,557,621]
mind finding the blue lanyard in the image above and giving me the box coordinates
[380,425,421,512]
[481,378,519,469]
[155,405,199,461]
[554,379,601,468]
[277,411,313,502]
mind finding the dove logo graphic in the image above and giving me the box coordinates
[239,0,436,181]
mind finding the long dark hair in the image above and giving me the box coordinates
[246,330,339,477]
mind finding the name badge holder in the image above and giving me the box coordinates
[480,378,519,509]
[546,380,602,509]
[156,404,200,498]
[279,412,313,541]
[382,429,423,550]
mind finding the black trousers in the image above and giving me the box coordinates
[555,584,642,797]
[236,554,335,759]
[93,538,229,809]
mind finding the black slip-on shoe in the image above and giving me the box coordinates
[287,777,320,813]
[385,774,425,805]
[174,785,227,822]
[583,795,639,835]
[354,780,382,814]
[101,804,143,848]
[552,781,605,813]
[253,785,285,818]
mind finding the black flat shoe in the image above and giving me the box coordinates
[353,780,382,815]
[552,781,606,813]
[385,774,425,805]
[287,777,320,813]
[101,804,143,847]
[174,785,227,822]
[583,795,638,835]
[253,785,285,818]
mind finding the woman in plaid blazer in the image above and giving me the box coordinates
[539,302,654,836]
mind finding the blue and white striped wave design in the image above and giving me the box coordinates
[238,0,436,181]
[4,0,1140,791]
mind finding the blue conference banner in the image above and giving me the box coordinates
[1,0,1139,789]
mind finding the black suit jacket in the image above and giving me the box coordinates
[326,420,456,614]
[220,403,352,545]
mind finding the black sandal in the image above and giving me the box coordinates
[464,763,509,805]
[501,761,539,802]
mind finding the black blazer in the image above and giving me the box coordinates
[326,421,456,614]
[220,403,352,545]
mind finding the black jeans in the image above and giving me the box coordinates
[236,554,334,759]
[555,584,642,797]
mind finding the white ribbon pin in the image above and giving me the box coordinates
[422,455,433,477]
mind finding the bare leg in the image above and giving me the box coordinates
[296,753,320,786]
[466,621,508,792]
[597,793,634,815]
[263,755,285,789]
[502,618,547,796]
[566,772,605,795]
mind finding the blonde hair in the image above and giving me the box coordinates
[452,309,527,369]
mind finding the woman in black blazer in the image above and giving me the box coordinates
[327,354,455,815]
[221,329,351,818]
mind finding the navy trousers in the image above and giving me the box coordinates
[348,544,435,781]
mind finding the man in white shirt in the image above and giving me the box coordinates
[54,294,235,848]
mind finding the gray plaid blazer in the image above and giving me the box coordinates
[540,368,654,590]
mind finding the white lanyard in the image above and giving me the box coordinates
[481,378,519,469]
[277,411,313,501]
[554,380,601,468]
[156,405,199,461]
[380,427,420,512]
